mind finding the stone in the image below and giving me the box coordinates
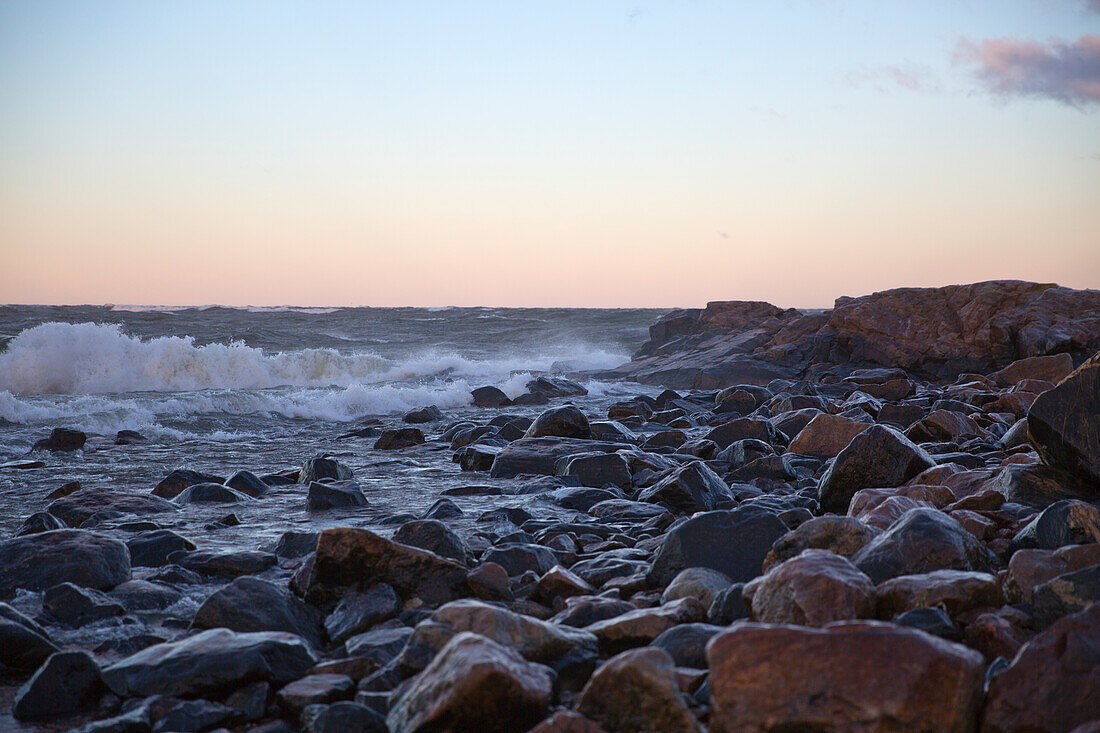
[345,625,413,667]
[191,577,324,648]
[1005,544,1100,603]
[102,628,317,698]
[637,461,732,514]
[650,622,724,669]
[763,515,879,571]
[906,409,981,443]
[556,452,632,489]
[0,529,130,595]
[298,527,468,607]
[109,579,183,611]
[1032,564,1100,622]
[985,463,1096,509]
[535,565,594,601]
[576,648,700,733]
[489,437,623,479]
[374,428,426,449]
[171,482,253,504]
[707,621,985,733]
[744,549,874,626]
[12,651,105,721]
[704,418,786,449]
[300,456,354,484]
[817,425,936,514]
[423,498,464,519]
[403,405,444,423]
[893,606,963,641]
[526,711,609,733]
[153,468,227,499]
[151,699,237,732]
[647,506,788,587]
[660,567,731,609]
[472,386,512,407]
[467,562,514,601]
[787,413,870,458]
[852,508,998,583]
[324,584,398,644]
[483,543,557,577]
[1027,350,1100,486]
[226,469,270,497]
[873,570,1003,618]
[276,530,320,558]
[0,604,58,669]
[551,596,636,628]
[707,583,749,624]
[277,674,354,714]
[176,549,277,578]
[32,427,87,451]
[302,701,387,733]
[386,632,553,733]
[981,605,1100,733]
[307,480,369,511]
[17,511,66,535]
[393,520,468,564]
[525,406,592,439]
[48,488,178,525]
[990,353,1074,386]
[1010,499,1100,551]
[127,529,196,567]
[43,582,125,625]
[527,376,588,397]
[584,597,706,652]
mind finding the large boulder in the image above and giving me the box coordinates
[299,456,353,484]
[126,529,196,567]
[153,469,226,499]
[1005,544,1100,603]
[489,438,624,479]
[297,527,468,607]
[1026,350,1100,486]
[981,605,1100,733]
[102,628,317,698]
[387,632,553,733]
[873,570,1003,619]
[647,506,787,587]
[12,650,105,721]
[707,621,985,733]
[584,597,706,653]
[172,482,253,504]
[637,461,732,514]
[989,353,1074,386]
[0,529,130,595]
[307,480,369,511]
[191,577,324,648]
[575,648,700,733]
[787,413,869,458]
[817,425,936,515]
[744,549,874,626]
[47,488,178,526]
[525,406,592,439]
[556,452,632,489]
[763,515,879,571]
[32,427,87,451]
[852,508,998,583]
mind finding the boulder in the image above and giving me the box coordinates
[647,506,787,587]
[817,425,936,515]
[1031,565,1100,622]
[650,622,724,669]
[981,605,1100,733]
[472,386,512,407]
[704,418,786,449]
[307,480,369,511]
[48,488,178,525]
[637,461,732,514]
[1027,350,1100,486]
[226,470,270,498]
[483,543,556,577]
[403,405,444,423]
[102,628,317,698]
[1010,499,1100,551]
[12,651,105,721]
[16,511,65,536]
[1005,544,1100,603]
[525,406,592,439]
[584,597,706,652]
[176,549,277,578]
[191,577,324,648]
[386,632,553,733]
[661,567,732,609]
[787,413,869,458]
[126,529,197,567]
[489,438,624,479]
[556,452,632,489]
[873,570,1003,618]
[324,584,398,644]
[526,376,588,397]
[985,463,1096,509]
[763,515,879,571]
[302,701,387,733]
[744,549,874,626]
[277,674,355,714]
[43,582,125,625]
[0,604,58,669]
[299,456,354,484]
[576,648,700,733]
[393,520,468,564]
[172,482,253,504]
[32,427,87,451]
[153,468,227,499]
[0,529,131,595]
[374,428,426,449]
[707,621,985,733]
[989,353,1074,386]
[852,508,998,583]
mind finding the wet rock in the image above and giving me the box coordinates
[707,583,749,624]
[393,519,468,564]
[535,565,594,601]
[527,376,588,398]
[109,579,183,611]
[787,413,870,458]
[585,597,706,652]
[1010,499,1100,551]
[525,406,592,439]
[307,480,369,511]
[526,711,609,733]
[226,469,269,497]
[744,549,873,626]
[576,648,700,733]
[153,468,227,499]
[43,582,125,625]
[151,699,237,732]
[707,621,985,733]
[893,606,963,641]
[299,456,354,484]
[704,417,786,449]
[126,529,196,567]
[640,430,687,451]
[191,577,323,648]
[298,527,468,607]
[324,584,398,644]
[1005,544,1100,603]
[387,632,553,733]
[277,674,354,714]
[423,498,463,519]
[637,460,732,514]
[1026,350,1100,486]
[0,603,58,669]
[302,700,387,733]
[483,542,556,577]
[661,567,731,609]
[467,562,514,602]
[403,405,444,423]
[985,463,1096,509]
[548,487,621,512]
[556,452,631,489]
[551,596,636,628]
[102,628,317,698]
[981,605,1100,733]
[16,511,65,535]
[457,442,504,471]
[0,529,131,595]
[172,482,253,504]
[12,650,105,721]
[906,409,982,443]
[472,386,512,407]
[817,425,936,514]
[489,437,623,479]
[650,622,724,669]
[175,549,277,578]
[762,515,879,571]
[32,427,87,451]
[113,429,148,445]
[647,506,788,587]
[49,488,178,525]
[374,428,426,449]
[874,570,1003,618]
[1032,564,1100,622]
[852,508,998,583]
[275,530,320,559]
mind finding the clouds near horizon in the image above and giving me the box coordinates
[957,34,1100,106]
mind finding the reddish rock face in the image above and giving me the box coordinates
[707,621,985,733]
[1027,350,1100,487]
[981,605,1100,733]
[576,648,700,733]
[788,413,870,458]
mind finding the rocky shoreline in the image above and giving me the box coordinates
[2,281,1100,732]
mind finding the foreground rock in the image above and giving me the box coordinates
[707,621,985,732]
[387,632,553,733]
[576,648,700,733]
[13,650,105,721]
[744,550,874,626]
[0,529,131,595]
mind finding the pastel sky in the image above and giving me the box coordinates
[2,1,1098,308]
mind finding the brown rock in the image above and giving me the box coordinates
[744,550,874,626]
[990,353,1074,387]
[873,570,1003,619]
[707,621,985,733]
[817,425,936,515]
[787,413,870,458]
[1005,544,1100,603]
[585,597,705,653]
[576,648,700,733]
[852,508,998,583]
[1026,350,1100,487]
[763,516,879,572]
[660,567,731,609]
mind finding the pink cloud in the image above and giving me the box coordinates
[957,35,1100,106]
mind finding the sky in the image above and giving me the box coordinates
[1,1,1098,308]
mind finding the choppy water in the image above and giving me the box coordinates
[0,305,663,542]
